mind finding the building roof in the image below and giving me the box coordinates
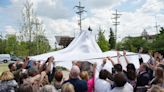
[55,36,74,47]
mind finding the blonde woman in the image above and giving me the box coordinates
[80,63,96,92]
[147,85,164,92]
[80,71,94,92]
[61,83,75,92]
[0,71,18,92]
[150,67,164,87]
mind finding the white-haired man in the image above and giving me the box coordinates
[63,65,88,92]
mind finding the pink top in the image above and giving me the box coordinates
[87,77,94,92]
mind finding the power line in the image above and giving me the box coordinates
[154,16,160,34]
[112,9,121,49]
[74,2,86,32]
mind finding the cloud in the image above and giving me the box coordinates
[136,0,164,14]
[8,0,72,20]
[5,26,17,34]
[84,0,127,9]
[81,9,114,35]
[37,16,79,48]
[118,12,156,39]
[35,0,72,19]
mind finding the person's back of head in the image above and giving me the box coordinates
[16,83,39,92]
[54,70,63,82]
[28,67,39,77]
[99,69,109,80]
[127,63,136,71]
[126,63,136,80]
[70,65,80,79]
[80,71,89,81]
[155,67,164,79]
[61,83,75,92]
[0,71,14,81]
[148,85,164,92]
[126,69,136,80]
[114,73,127,87]
[41,85,57,92]
[114,64,122,72]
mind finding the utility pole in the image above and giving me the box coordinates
[74,2,86,32]
[112,9,121,49]
[33,18,41,54]
[22,0,34,56]
[154,16,160,34]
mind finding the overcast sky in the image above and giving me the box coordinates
[0,0,164,47]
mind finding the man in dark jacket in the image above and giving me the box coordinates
[63,65,88,92]
[137,63,150,86]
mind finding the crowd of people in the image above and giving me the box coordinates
[0,50,164,92]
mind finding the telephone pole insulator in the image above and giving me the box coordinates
[74,2,86,32]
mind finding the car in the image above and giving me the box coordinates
[0,54,11,63]
[11,56,18,61]
[11,56,23,62]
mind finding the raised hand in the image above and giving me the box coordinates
[93,63,97,68]
[117,51,121,58]
[117,51,121,64]
[107,56,112,61]
[123,50,126,56]
[103,58,108,65]
[107,56,115,66]
[123,50,129,64]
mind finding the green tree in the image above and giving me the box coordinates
[97,28,109,52]
[109,28,116,49]
[0,38,4,53]
[159,27,164,34]
[32,35,50,55]
[5,35,18,55]
[0,39,7,54]
[152,27,164,51]
[0,34,7,54]
[116,42,124,50]
[16,41,29,56]
[121,37,148,52]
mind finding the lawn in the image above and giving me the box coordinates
[0,63,9,75]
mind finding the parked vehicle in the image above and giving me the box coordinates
[11,56,23,61]
[0,54,11,63]
[11,56,19,61]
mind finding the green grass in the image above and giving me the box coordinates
[0,63,9,75]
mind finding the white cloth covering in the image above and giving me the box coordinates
[30,30,150,71]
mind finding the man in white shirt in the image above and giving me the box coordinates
[95,69,112,92]
[111,73,133,92]
[95,58,112,92]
